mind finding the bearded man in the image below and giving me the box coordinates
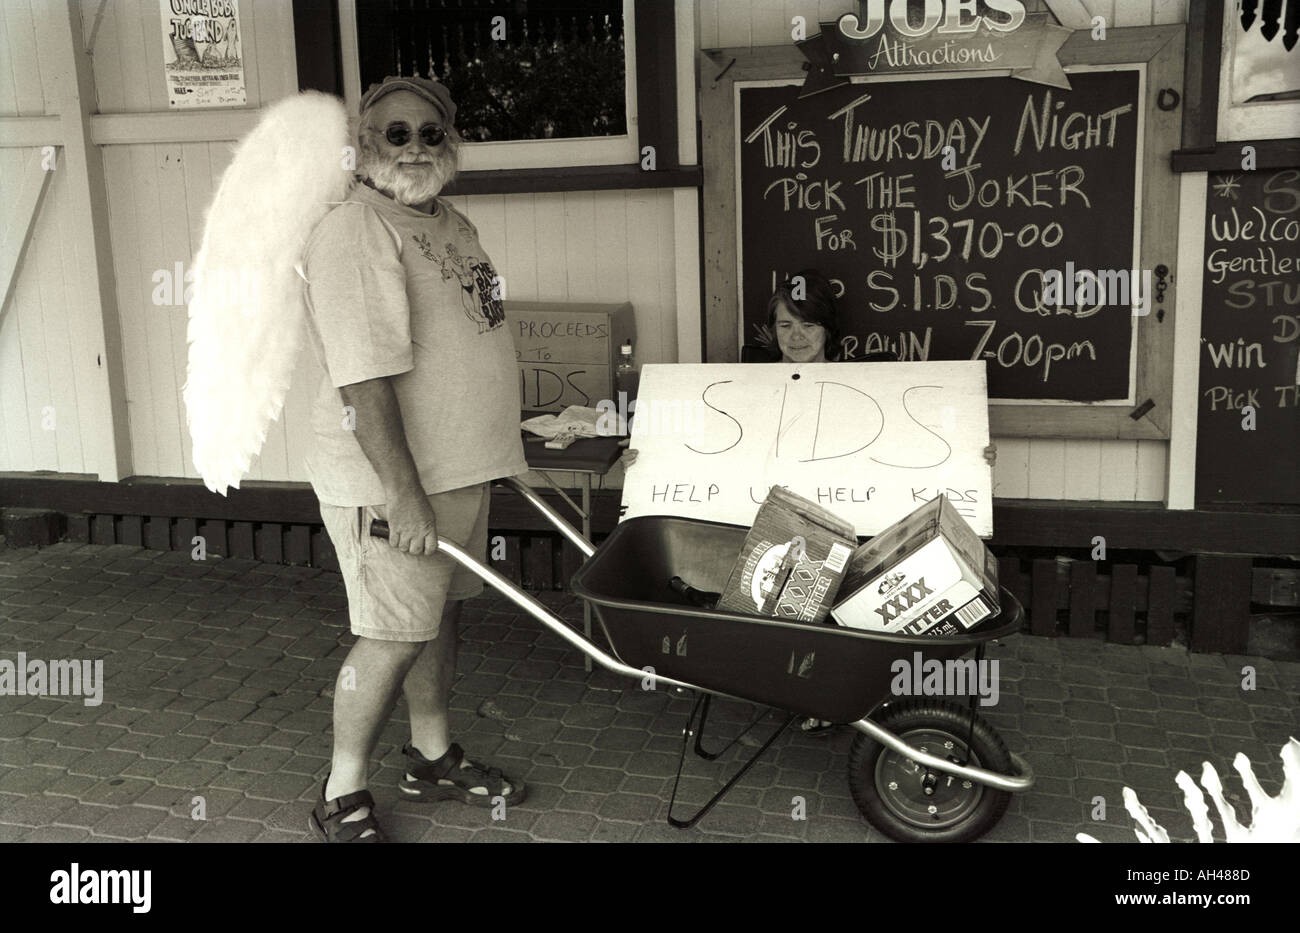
[301,76,528,842]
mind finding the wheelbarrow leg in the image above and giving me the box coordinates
[690,694,774,763]
[666,695,797,829]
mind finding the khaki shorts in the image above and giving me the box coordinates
[319,483,489,642]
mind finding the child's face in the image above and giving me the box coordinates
[773,300,827,363]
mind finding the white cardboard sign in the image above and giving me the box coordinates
[620,362,993,537]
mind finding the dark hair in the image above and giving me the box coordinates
[766,269,842,361]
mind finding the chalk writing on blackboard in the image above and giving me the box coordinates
[1196,168,1300,505]
[738,71,1142,402]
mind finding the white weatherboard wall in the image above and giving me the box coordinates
[697,0,1190,503]
[1,0,697,492]
[0,147,94,476]
[0,0,104,477]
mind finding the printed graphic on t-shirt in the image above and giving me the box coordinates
[412,233,505,334]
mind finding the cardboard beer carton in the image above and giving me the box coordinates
[716,486,857,623]
[830,495,1000,635]
[898,590,1001,637]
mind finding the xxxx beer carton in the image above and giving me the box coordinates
[830,495,1000,636]
[716,486,857,623]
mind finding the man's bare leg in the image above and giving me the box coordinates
[324,636,424,830]
[401,600,516,795]
[404,600,461,760]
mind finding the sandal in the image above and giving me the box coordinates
[310,780,387,843]
[399,742,527,807]
[799,718,836,735]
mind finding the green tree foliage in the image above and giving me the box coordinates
[444,23,626,142]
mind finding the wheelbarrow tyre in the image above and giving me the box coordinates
[848,699,1012,843]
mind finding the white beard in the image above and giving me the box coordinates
[359,144,457,206]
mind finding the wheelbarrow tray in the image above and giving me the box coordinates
[571,514,1021,725]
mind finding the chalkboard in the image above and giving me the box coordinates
[620,361,994,536]
[1196,168,1300,506]
[737,69,1142,403]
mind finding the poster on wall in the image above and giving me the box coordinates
[158,0,247,109]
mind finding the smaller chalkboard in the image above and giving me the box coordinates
[1196,168,1300,505]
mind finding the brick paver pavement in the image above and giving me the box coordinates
[1,541,1296,843]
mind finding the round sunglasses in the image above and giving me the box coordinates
[383,121,447,148]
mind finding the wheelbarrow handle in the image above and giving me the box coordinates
[366,476,596,558]
[365,518,699,694]
[496,475,597,559]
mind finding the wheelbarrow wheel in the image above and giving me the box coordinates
[848,699,1012,843]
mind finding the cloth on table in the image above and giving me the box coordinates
[520,406,606,440]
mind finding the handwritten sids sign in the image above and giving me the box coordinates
[620,361,993,536]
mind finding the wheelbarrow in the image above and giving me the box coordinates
[372,476,1035,843]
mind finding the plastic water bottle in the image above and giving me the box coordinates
[614,340,639,436]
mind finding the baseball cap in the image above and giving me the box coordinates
[359,75,457,126]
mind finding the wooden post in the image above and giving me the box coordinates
[228,522,256,560]
[1147,564,1177,646]
[284,525,311,565]
[1166,172,1208,510]
[144,515,171,550]
[1107,563,1138,644]
[197,519,228,557]
[523,535,555,591]
[1068,560,1097,637]
[310,526,338,571]
[255,523,284,564]
[92,513,115,545]
[116,515,144,546]
[1191,555,1252,653]
[1031,558,1058,636]
[65,513,91,543]
[43,0,132,481]
[173,517,198,553]
[497,533,522,587]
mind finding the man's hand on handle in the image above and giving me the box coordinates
[373,486,439,556]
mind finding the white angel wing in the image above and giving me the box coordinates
[183,91,353,494]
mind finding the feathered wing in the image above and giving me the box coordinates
[183,91,353,494]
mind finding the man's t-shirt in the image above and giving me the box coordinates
[301,180,527,506]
